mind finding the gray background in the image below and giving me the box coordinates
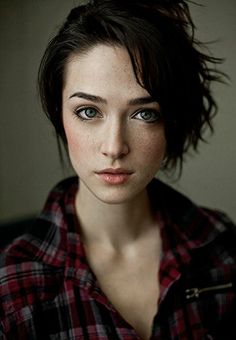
[0,0,235,224]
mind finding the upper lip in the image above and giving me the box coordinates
[96,168,133,174]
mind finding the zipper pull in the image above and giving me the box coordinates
[185,282,233,300]
[186,287,200,299]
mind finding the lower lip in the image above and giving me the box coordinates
[96,173,132,184]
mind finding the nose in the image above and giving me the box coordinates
[100,120,129,159]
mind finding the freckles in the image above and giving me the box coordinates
[65,126,95,156]
[64,126,79,151]
[138,132,166,159]
[68,135,87,155]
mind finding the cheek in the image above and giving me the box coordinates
[63,122,89,162]
[136,130,166,162]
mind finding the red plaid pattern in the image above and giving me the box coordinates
[0,177,236,339]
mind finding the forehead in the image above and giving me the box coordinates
[63,44,149,99]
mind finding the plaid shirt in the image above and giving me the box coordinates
[0,177,236,340]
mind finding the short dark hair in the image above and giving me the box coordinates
[38,0,225,174]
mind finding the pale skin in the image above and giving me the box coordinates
[62,44,166,340]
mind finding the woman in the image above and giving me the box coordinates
[0,1,235,339]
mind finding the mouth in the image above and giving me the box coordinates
[95,168,133,184]
[96,168,133,175]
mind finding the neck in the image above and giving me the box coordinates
[75,182,156,251]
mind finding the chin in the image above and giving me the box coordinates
[93,188,144,205]
[94,192,136,205]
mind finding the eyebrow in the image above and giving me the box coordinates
[69,92,106,103]
[69,91,158,106]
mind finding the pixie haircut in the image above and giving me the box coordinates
[38,0,224,173]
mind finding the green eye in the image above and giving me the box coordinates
[74,107,98,120]
[134,109,161,123]
[84,108,97,118]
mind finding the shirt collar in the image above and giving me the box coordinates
[6,177,227,274]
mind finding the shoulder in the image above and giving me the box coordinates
[0,177,80,329]
[150,177,235,224]
[151,180,236,337]
[0,176,78,249]
[0,178,78,324]
[149,178,236,248]
[0,176,79,275]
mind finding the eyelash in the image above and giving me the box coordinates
[133,109,162,123]
[73,107,101,121]
[73,107,162,123]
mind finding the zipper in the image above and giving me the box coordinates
[185,282,233,299]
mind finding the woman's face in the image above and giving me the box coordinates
[62,44,166,204]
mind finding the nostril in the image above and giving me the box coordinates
[100,135,129,159]
[101,145,129,159]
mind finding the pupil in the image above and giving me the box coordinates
[86,108,96,117]
[141,111,152,120]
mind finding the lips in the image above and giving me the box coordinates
[95,168,133,184]
[96,168,133,175]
